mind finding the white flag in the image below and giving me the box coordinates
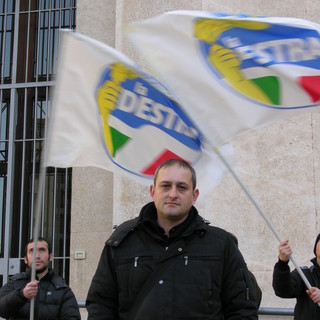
[45,31,233,203]
[126,11,320,147]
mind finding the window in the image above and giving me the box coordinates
[0,0,76,285]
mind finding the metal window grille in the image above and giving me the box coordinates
[0,0,76,286]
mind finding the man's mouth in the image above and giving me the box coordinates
[166,202,179,206]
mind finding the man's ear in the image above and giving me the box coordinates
[192,188,199,204]
[24,256,27,265]
[150,185,155,199]
[49,252,53,262]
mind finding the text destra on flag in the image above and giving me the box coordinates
[44,30,233,203]
[126,11,320,147]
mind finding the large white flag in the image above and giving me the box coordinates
[45,31,232,203]
[126,11,320,146]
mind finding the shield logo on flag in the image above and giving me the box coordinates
[96,63,204,177]
[194,17,320,108]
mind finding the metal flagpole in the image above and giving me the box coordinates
[29,86,51,319]
[29,164,47,320]
[212,146,320,307]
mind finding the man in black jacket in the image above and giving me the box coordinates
[272,235,320,319]
[0,237,81,320]
[86,159,258,319]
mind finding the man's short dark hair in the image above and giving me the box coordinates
[153,158,197,190]
[25,237,52,255]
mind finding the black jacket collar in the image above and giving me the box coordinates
[137,202,207,244]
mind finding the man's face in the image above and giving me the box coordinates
[24,240,52,274]
[150,164,199,225]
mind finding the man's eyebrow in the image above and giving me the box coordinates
[29,246,47,251]
[159,181,188,186]
[159,180,171,184]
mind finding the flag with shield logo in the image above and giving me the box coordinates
[44,30,233,203]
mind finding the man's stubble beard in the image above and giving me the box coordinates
[36,265,48,274]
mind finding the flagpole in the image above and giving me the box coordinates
[29,79,60,319]
[29,103,51,319]
[29,162,47,320]
[213,146,319,306]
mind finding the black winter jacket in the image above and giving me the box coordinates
[272,257,320,320]
[86,202,258,319]
[0,268,81,320]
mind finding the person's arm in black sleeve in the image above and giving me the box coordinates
[59,286,81,320]
[86,245,119,320]
[221,237,258,320]
[272,257,305,298]
[0,281,28,318]
[272,239,307,298]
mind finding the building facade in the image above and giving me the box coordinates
[73,2,320,320]
[1,1,319,320]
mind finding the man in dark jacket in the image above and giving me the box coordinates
[86,159,258,319]
[272,234,320,319]
[0,237,81,320]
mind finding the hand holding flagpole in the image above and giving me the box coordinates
[213,146,320,307]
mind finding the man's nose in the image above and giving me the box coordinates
[169,186,177,198]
